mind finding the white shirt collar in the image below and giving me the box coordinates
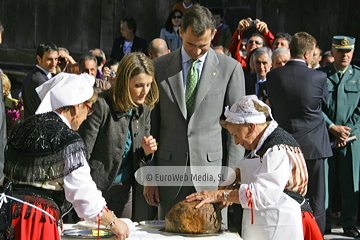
[252,121,279,157]
[182,1,193,9]
[215,23,224,29]
[181,46,208,64]
[53,111,71,129]
[288,58,306,63]
[256,74,266,83]
[36,65,52,79]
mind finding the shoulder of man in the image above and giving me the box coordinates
[351,64,360,71]
[316,65,335,77]
[212,48,239,67]
[24,67,46,84]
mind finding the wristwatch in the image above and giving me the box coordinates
[223,190,229,203]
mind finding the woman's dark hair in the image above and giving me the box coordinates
[121,18,137,34]
[165,9,183,33]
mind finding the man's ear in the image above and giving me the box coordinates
[304,50,310,60]
[211,29,217,40]
[179,27,183,38]
[36,55,42,64]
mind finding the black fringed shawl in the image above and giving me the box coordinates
[4,112,86,183]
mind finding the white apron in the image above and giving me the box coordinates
[238,155,303,240]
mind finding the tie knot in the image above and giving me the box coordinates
[190,59,199,66]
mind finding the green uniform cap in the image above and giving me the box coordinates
[332,36,355,49]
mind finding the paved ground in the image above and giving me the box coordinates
[325,226,360,240]
[324,217,360,240]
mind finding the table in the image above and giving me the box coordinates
[62,221,242,240]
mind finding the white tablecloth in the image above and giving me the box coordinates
[62,221,242,240]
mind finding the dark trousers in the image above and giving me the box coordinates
[326,147,358,229]
[132,182,157,222]
[305,158,326,234]
[232,204,243,236]
[102,179,133,218]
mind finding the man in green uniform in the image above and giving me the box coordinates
[319,36,360,238]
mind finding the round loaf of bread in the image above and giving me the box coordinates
[165,200,222,234]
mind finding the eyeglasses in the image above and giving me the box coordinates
[83,102,94,116]
[172,16,182,19]
[248,40,262,45]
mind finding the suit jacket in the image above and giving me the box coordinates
[267,60,332,160]
[110,35,148,61]
[22,67,48,119]
[245,73,268,102]
[152,48,245,200]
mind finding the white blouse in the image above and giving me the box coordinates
[57,112,106,222]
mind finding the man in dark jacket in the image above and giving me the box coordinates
[22,42,59,119]
[267,32,333,235]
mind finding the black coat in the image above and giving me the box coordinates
[245,73,268,102]
[110,36,148,61]
[21,67,48,119]
[267,60,332,160]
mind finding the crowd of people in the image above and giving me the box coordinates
[0,1,359,240]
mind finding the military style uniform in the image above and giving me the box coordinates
[318,36,360,233]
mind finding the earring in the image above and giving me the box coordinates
[75,115,79,125]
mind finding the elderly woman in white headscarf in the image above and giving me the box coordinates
[1,73,130,240]
[186,95,310,240]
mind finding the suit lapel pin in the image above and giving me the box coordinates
[349,70,353,74]
[211,72,216,76]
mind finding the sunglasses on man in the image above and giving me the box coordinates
[248,40,262,45]
[172,15,182,19]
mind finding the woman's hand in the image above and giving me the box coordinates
[186,190,223,209]
[142,135,157,156]
[110,218,130,240]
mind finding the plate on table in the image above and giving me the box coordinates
[159,228,225,237]
[138,220,165,228]
[63,229,115,238]
[75,221,107,229]
[76,218,138,230]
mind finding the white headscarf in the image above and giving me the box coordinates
[35,73,95,114]
[222,95,273,126]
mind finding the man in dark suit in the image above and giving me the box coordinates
[110,18,147,61]
[144,4,245,224]
[22,42,59,119]
[245,47,272,103]
[267,32,333,235]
